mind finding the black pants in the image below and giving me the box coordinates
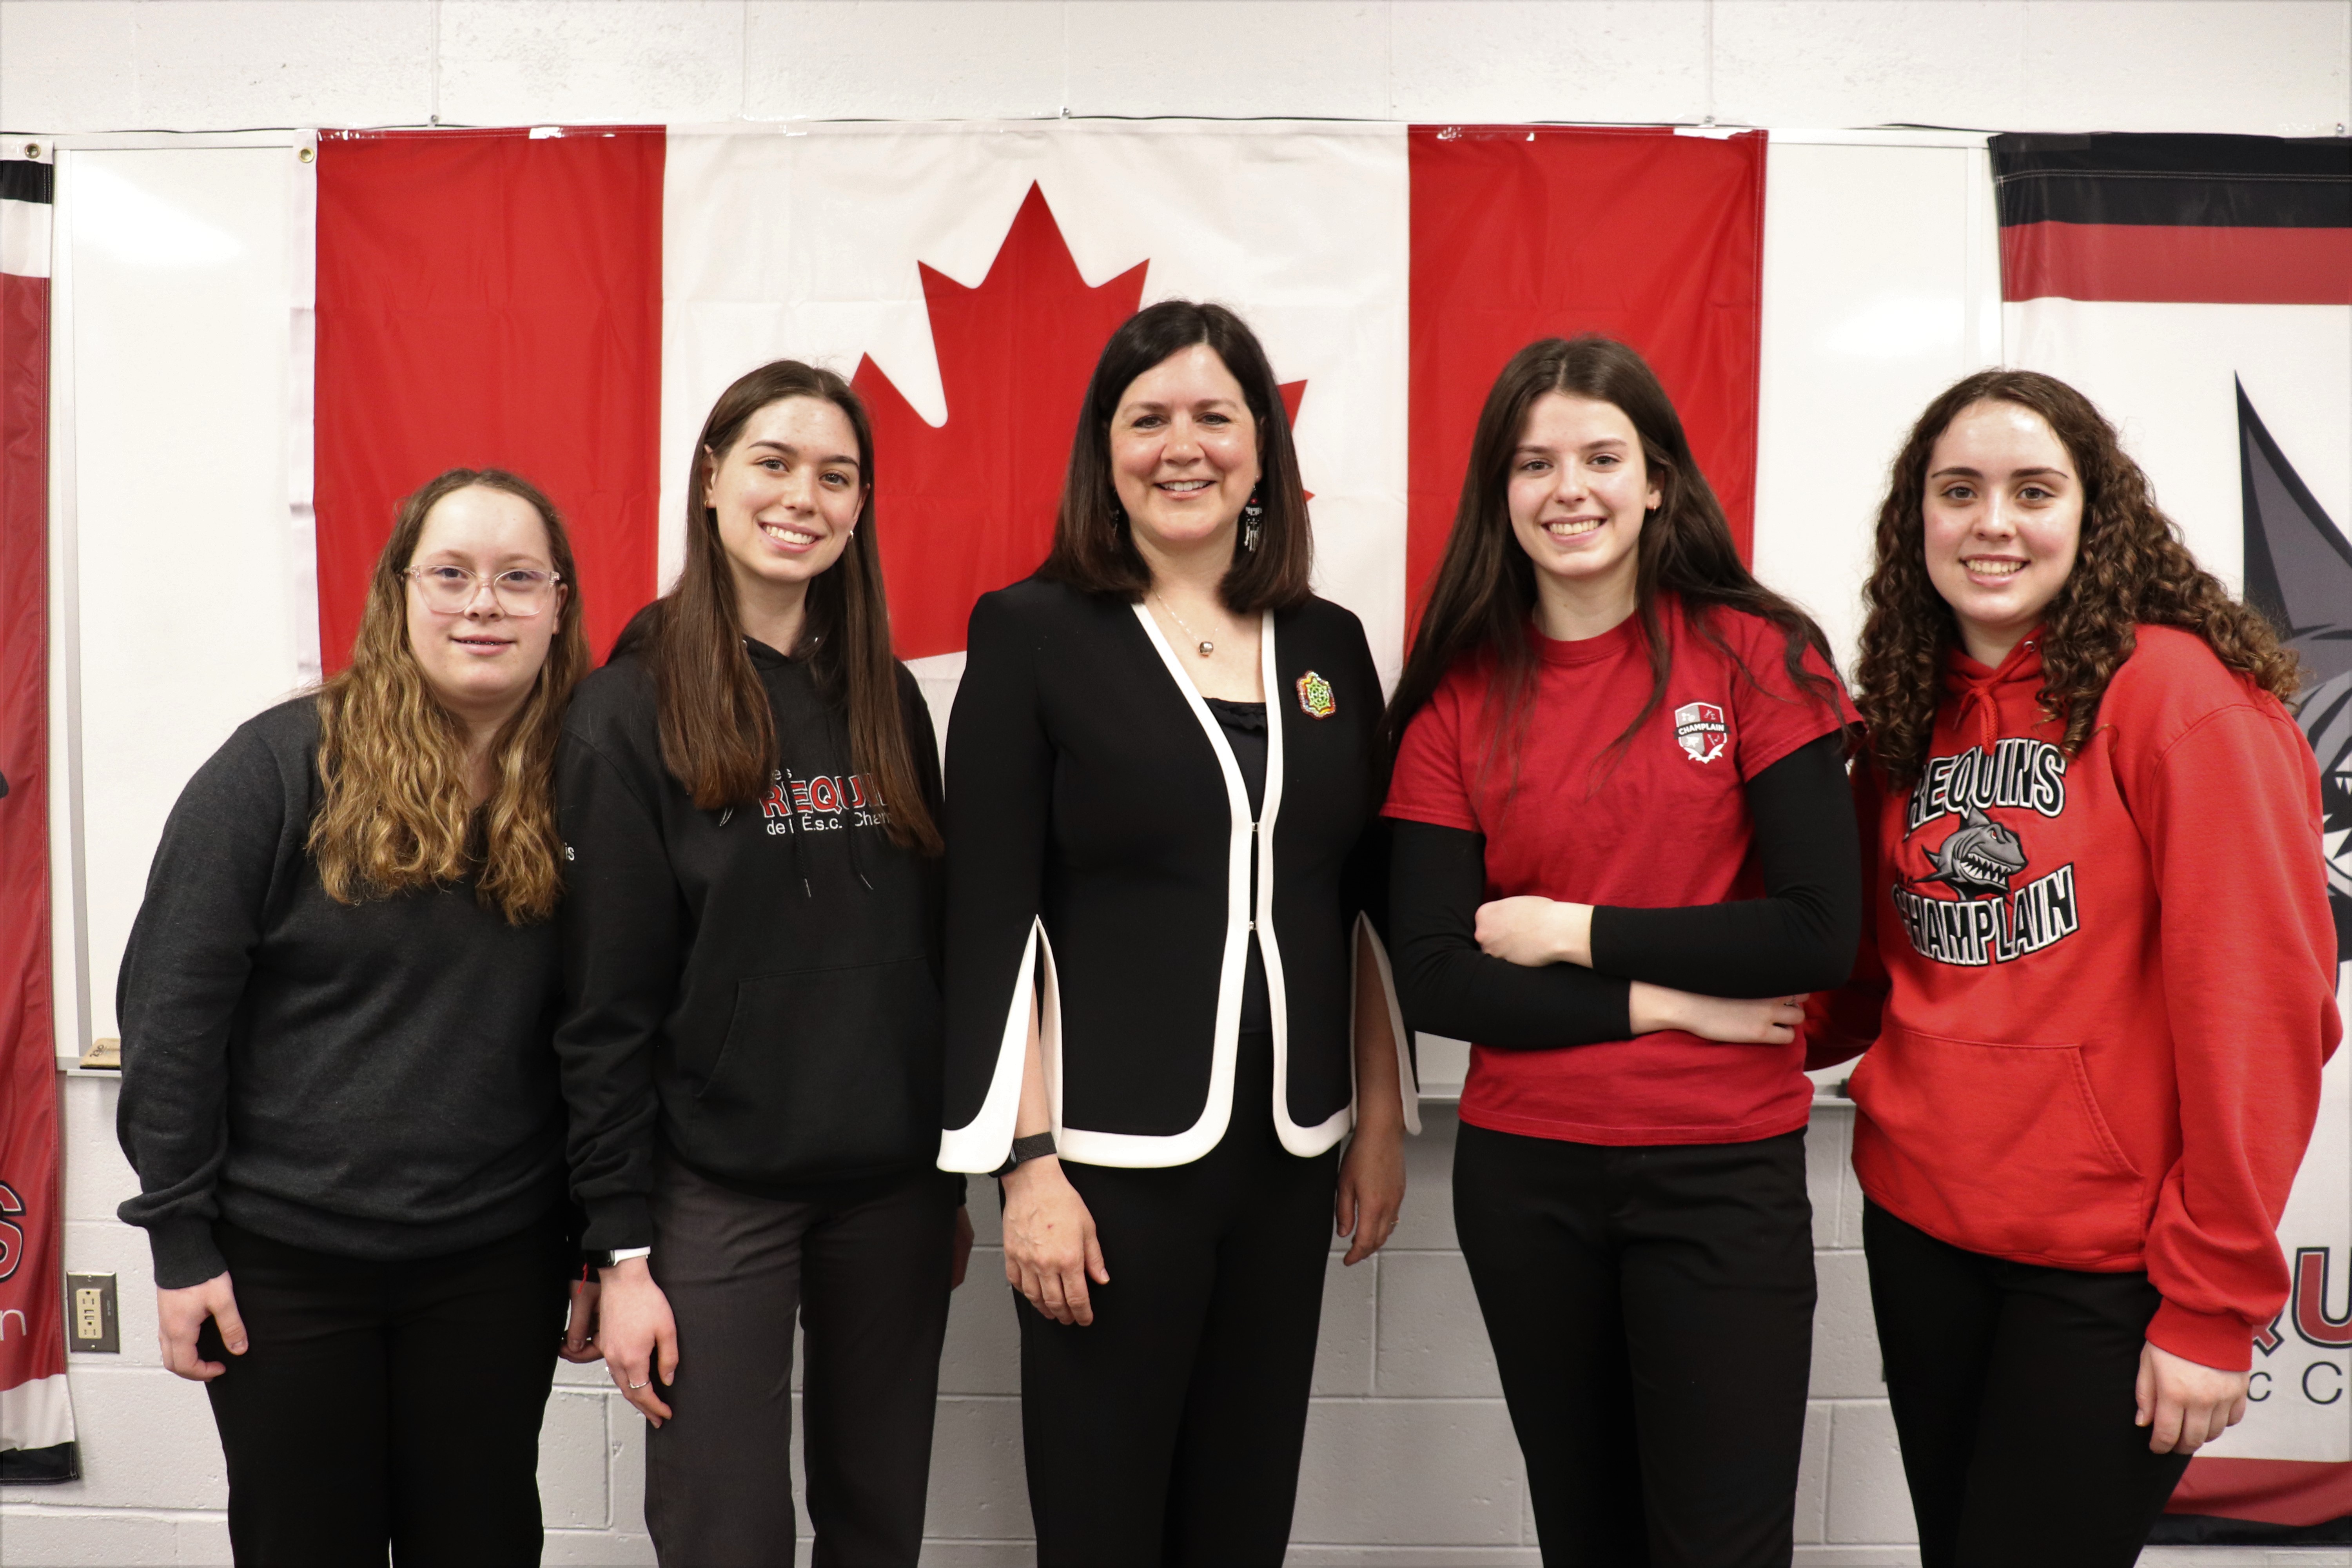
[1864,1201,2192,1568]
[644,1157,958,1568]
[1454,1122,1817,1568]
[199,1216,570,1568]
[1019,1031,1341,1568]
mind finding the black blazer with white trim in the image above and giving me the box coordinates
[938,577,1417,1172]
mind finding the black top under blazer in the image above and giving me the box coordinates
[938,577,1418,1172]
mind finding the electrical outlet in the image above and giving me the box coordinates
[66,1274,118,1353]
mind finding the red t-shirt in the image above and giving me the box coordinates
[1384,596,1855,1145]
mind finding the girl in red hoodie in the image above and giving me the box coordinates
[1808,368,2337,1568]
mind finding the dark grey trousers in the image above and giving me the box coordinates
[643,1156,958,1568]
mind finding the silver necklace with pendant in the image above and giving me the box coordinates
[1154,592,1218,658]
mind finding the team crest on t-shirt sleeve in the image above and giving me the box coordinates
[1672,701,1728,764]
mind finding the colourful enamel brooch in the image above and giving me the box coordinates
[1296,670,1336,720]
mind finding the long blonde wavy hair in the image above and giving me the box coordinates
[308,469,590,924]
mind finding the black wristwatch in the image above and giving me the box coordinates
[992,1131,1058,1177]
[587,1246,650,1271]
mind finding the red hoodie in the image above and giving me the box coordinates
[1807,626,2338,1371]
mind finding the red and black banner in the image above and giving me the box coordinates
[1992,131,2351,306]
[1998,131,2352,1549]
[0,149,73,1482]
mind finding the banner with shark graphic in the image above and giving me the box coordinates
[1996,130,2352,1532]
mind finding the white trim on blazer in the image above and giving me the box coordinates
[938,603,1418,1173]
[936,917,1048,1172]
[1353,910,1422,1136]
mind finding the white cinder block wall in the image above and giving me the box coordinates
[3,5,2348,1566]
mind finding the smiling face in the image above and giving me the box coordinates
[1108,343,1262,565]
[706,395,867,626]
[1507,392,1660,633]
[1922,399,2084,666]
[404,485,565,730]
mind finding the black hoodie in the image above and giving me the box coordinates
[554,639,946,1253]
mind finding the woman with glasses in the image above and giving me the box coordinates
[118,468,593,1566]
[556,360,965,1566]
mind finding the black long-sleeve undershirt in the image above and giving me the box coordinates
[1389,731,1861,1050]
[1592,731,1862,995]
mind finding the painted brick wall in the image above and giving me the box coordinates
[12,1082,2340,1565]
[18,1078,1906,1567]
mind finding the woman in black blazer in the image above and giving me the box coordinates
[941,300,1416,1566]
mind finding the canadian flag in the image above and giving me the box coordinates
[313,121,1765,730]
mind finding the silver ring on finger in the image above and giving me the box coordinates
[628,1379,649,1390]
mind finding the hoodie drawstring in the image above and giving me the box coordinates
[780,762,813,899]
[1957,676,2001,754]
[1952,633,2042,754]
[776,723,874,899]
[831,706,875,892]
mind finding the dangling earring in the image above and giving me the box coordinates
[1110,494,1127,527]
[1241,489,1264,553]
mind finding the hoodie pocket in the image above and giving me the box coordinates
[694,957,940,1174]
[1851,1025,2147,1264]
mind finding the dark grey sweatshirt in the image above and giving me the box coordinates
[115,697,567,1288]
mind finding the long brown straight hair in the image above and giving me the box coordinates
[310,468,590,924]
[1384,335,1840,782]
[615,360,942,855]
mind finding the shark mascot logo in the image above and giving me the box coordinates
[1895,769,2080,967]
[1920,806,2028,900]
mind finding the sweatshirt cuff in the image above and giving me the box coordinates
[580,1194,654,1255]
[2147,1298,2257,1373]
[145,1218,228,1291]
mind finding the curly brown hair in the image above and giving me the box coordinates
[1853,368,2298,784]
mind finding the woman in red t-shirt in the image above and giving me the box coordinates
[1384,336,1860,1566]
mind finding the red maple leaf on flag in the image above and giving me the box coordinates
[853,183,1305,659]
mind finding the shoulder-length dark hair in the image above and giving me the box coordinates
[311,468,590,924]
[614,360,942,855]
[1384,334,1840,775]
[1037,299,1313,613]
[1854,368,2299,786]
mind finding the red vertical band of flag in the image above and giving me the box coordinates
[316,128,664,668]
[1406,127,1767,634]
[0,220,65,1448]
